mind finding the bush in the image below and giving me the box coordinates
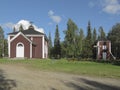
[111,60,120,66]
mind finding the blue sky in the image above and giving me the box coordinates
[0,0,120,41]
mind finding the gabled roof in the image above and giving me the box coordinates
[10,31,36,45]
[8,25,48,42]
[8,26,44,35]
[10,32,32,43]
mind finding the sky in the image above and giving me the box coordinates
[0,0,120,41]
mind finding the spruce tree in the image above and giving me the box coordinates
[84,21,93,58]
[54,25,61,59]
[79,28,84,57]
[48,32,53,58]
[107,23,120,59]
[64,19,78,58]
[93,28,97,43]
[98,26,106,40]
[92,28,97,59]
[4,39,8,57]
[0,26,4,57]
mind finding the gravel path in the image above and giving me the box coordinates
[0,64,120,90]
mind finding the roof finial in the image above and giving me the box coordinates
[28,21,34,30]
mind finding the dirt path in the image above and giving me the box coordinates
[0,64,120,90]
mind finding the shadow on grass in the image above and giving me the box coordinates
[0,69,17,90]
[62,78,120,90]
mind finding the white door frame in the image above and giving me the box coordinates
[16,42,24,58]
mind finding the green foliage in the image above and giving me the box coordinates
[107,23,120,59]
[60,41,66,58]
[0,26,4,57]
[48,32,53,58]
[92,28,97,43]
[75,28,84,57]
[3,39,8,57]
[64,19,79,58]
[53,25,61,59]
[98,26,106,40]
[92,28,97,59]
[84,21,93,58]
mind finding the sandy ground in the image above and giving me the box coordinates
[0,64,120,90]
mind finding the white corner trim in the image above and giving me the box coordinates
[97,41,100,58]
[30,42,32,58]
[42,36,45,58]
[8,36,10,58]
[109,41,111,53]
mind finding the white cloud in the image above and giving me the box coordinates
[48,10,54,16]
[14,20,44,33]
[50,15,61,23]
[102,0,120,14]
[2,22,15,29]
[48,10,62,23]
[88,0,120,15]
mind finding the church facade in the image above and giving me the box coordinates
[8,25,48,59]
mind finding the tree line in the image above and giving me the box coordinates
[48,19,120,59]
[0,19,120,59]
[0,26,8,57]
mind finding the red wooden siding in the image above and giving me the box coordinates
[33,37,42,58]
[10,35,30,58]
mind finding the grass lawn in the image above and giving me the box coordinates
[0,58,120,79]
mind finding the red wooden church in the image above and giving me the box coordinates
[8,25,48,59]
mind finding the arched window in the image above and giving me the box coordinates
[18,43,23,47]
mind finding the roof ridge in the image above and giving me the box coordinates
[8,28,44,35]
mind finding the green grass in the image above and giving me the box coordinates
[0,58,120,79]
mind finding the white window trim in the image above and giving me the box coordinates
[97,41,100,58]
[16,42,24,58]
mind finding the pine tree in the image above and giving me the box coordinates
[0,26,4,57]
[4,39,8,57]
[84,21,93,58]
[93,28,97,43]
[64,19,78,58]
[60,41,66,58]
[107,23,120,59]
[54,25,61,59]
[98,26,106,40]
[48,32,53,58]
[92,28,97,59]
[79,28,84,57]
